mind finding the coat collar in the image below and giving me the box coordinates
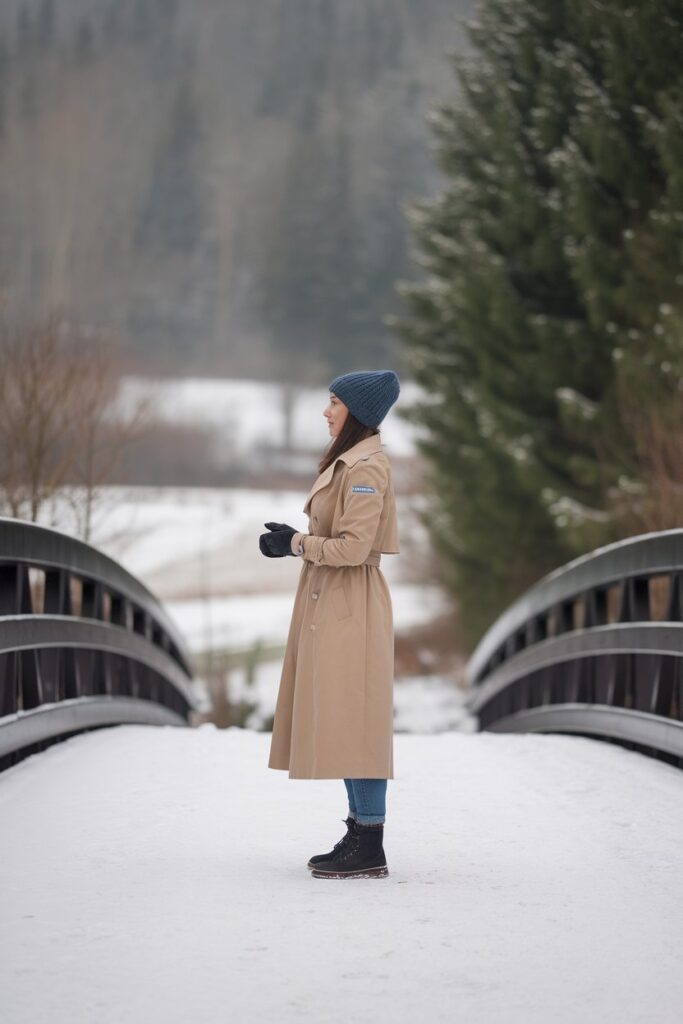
[303,434,383,513]
[337,433,383,467]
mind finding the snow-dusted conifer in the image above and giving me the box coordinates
[394,0,683,645]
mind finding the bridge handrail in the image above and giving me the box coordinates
[0,517,197,769]
[466,528,683,686]
[465,528,683,766]
[0,516,192,675]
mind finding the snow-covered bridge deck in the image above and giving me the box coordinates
[1,727,681,1024]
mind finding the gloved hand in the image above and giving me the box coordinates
[259,521,297,558]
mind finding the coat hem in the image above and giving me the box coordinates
[269,765,394,780]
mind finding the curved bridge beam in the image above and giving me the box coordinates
[0,516,192,675]
[0,696,187,758]
[467,622,683,712]
[0,517,197,770]
[486,704,683,759]
[468,529,683,686]
[0,616,195,705]
[465,529,683,767]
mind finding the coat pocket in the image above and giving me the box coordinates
[331,584,352,620]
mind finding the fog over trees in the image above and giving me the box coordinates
[0,0,471,378]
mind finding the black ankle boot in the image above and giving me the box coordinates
[307,816,358,870]
[310,822,388,879]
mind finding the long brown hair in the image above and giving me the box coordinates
[318,412,379,474]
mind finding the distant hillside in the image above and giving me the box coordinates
[0,0,472,378]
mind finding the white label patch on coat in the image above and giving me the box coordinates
[351,485,375,493]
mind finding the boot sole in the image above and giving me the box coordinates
[310,865,389,879]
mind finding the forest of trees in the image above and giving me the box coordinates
[396,0,683,646]
[0,0,470,379]
[2,0,681,649]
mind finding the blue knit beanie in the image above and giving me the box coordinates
[329,369,401,428]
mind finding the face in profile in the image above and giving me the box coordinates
[324,392,349,438]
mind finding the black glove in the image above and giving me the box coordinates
[259,521,297,558]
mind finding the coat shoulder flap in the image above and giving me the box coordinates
[344,453,389,495]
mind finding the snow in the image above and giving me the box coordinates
[44,485,309,593]
[35,483,454,734]
[40,484,439,628]
[392,675,475,733]
[28,374,443,735]
[228,666,474,734]
[32,472,459,735]
[168,582,450,654]
[117,376,422,458]
[1,726,682,1023]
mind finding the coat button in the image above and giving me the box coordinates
[311,591,319,599]
[310,624,316,631]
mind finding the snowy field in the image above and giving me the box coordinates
[43,485,440,643]
[39,481,461,731]
[1,725,682,1024]
[228,662,474,734]
[28,374,464,731]
[118,375,422,459]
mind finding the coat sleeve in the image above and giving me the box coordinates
[293,459,388,567]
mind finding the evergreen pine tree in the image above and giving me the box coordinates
[38,0,55,46]
[130,73,209,361]
[0,34,8,141]
[74,17,95,65]
[135,78,203,255]
[394,0,683,646]
[17,5,34,53]
[261,121,358,377]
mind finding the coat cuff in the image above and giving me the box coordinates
[291,531,305,555]
[300,534,325,563]
[292,532,326,563]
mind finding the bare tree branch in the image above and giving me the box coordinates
[0,312,151,538]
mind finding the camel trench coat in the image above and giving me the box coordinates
[267,433,399,779]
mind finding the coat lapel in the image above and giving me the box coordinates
[302,434,383,514]
[302,460,336,515]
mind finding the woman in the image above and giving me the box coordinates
[259,369,401,879]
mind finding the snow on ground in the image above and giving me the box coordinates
[44,485,310,596]
[227,665,474,733]
[168,581,449,654]
[1,727,681,1024]
[35,376,440,674]
[392,675,476,733]
[118,376,422,458]
[41,485,438,632]
[35,481,461,733]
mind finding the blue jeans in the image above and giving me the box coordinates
[343,778,387,825]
